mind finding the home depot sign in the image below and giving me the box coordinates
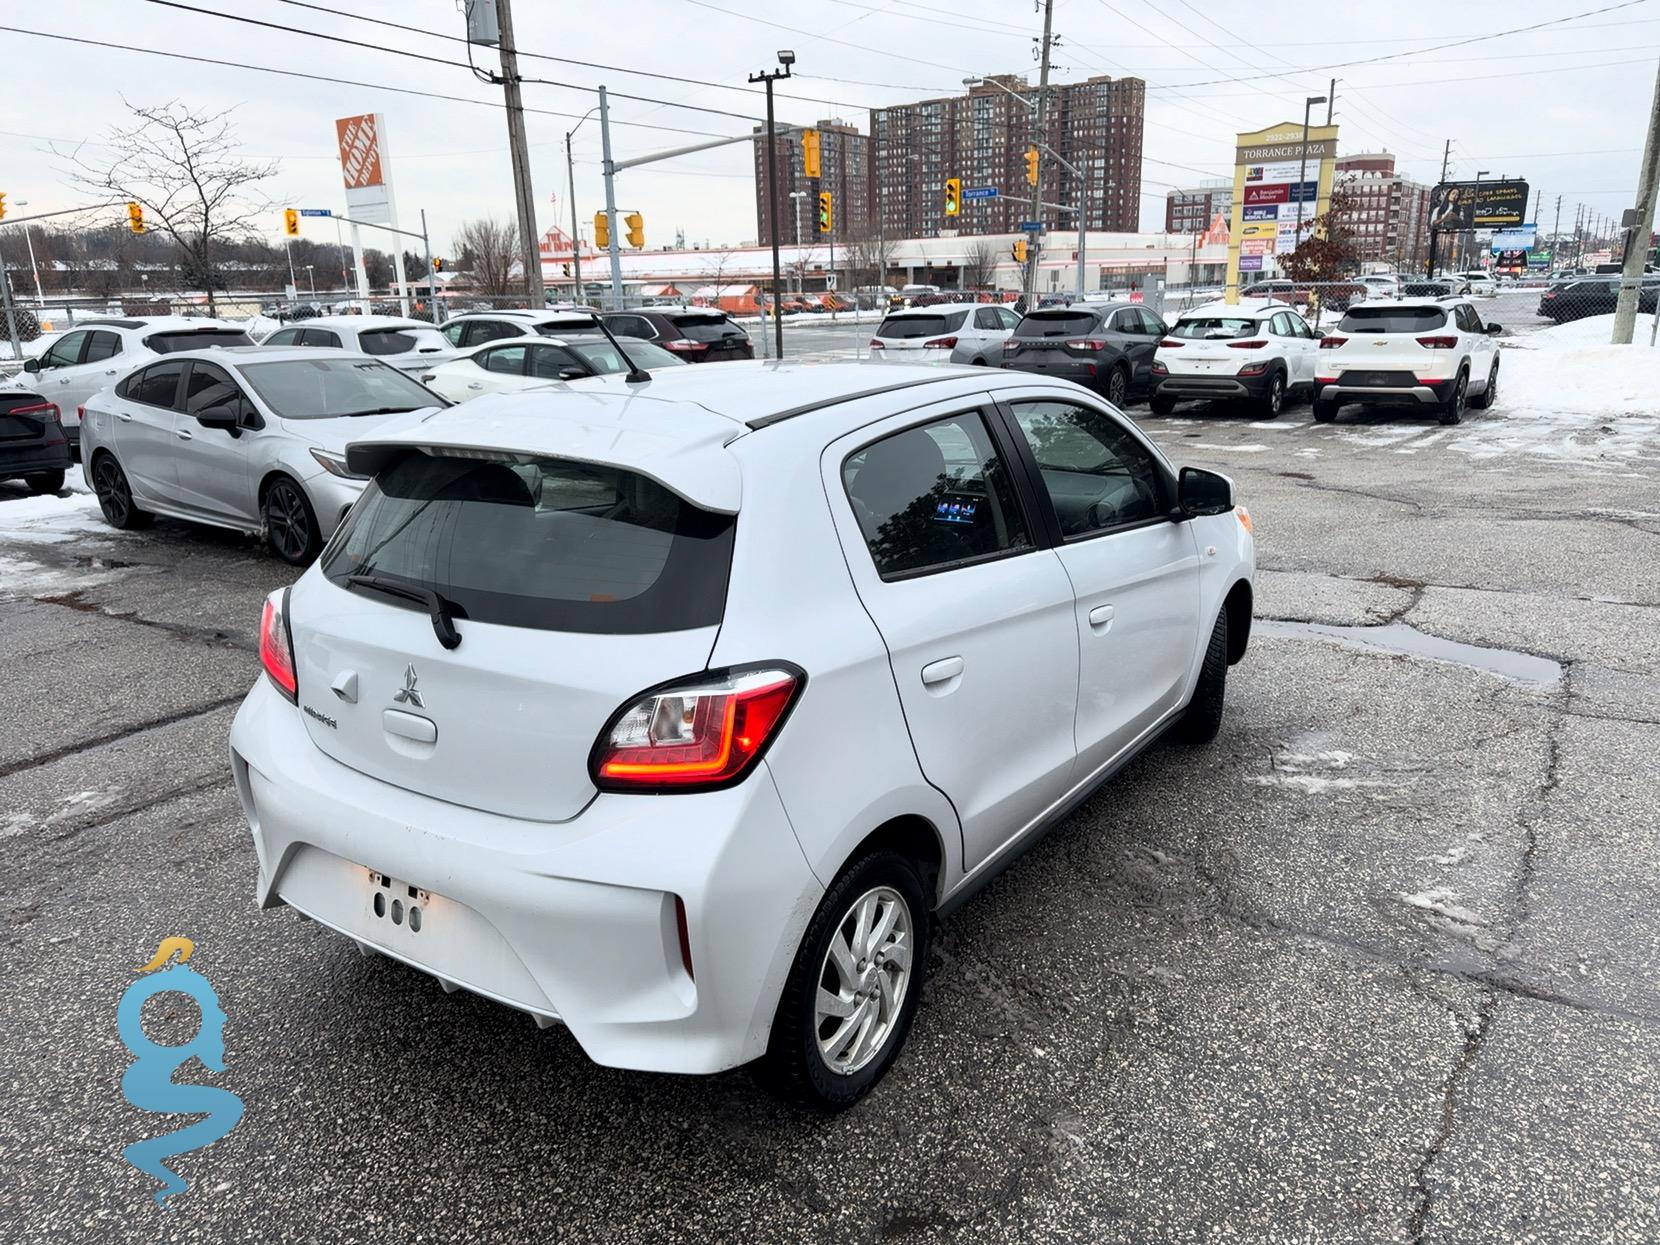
[334,112,396,225]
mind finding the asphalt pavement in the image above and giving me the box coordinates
[1,339,1657,1243]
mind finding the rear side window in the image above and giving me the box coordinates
[1014,311,1099,337]
[322,453,736,635]
[1338,306,1447,333]
[876,314,948,339]
[143,330,254,353]
[843,412,1032,580]
[84,331,123,362]
[126,362,186,409]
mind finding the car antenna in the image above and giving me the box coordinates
[592,315,653,385]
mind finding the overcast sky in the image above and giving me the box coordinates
[4,0,1656,255]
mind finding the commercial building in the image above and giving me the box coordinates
[752,119,871,248]
[868,74,1145,240]
[1165,180,1233,234]
[1333,152,1432,271]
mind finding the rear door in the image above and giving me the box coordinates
[466,343,531,395]
[824,397,1079,872]
[173,360,258,523]
[111,361,186,505]
[295,452,737,822]
[1112,308,1160,393]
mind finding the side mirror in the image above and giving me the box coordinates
[1179,466,1234,518]
[1485,323,1503,335]
[195,405,241,435]
[557,367,589,381]
[23,357,41,373]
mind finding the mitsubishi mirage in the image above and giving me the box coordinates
[229,362,1256,1108]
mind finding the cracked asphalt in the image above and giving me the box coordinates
[2,346,1657,1243]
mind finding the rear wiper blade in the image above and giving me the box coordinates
[345,572,462,649]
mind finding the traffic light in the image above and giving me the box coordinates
[1024,147,1039,186]
[625,211,644,248]
[283,207,299,238]
[593,210,610,249]
[1012,238,1028,263]
[432,257,444,272]
[801,129,821,179]
[944,177,961,217]
[817,191,832,234]
[0,193,7,221]
[127,202,146,235]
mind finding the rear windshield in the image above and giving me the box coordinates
[358,326,449,355]
[668,313,747,343]
[238,357,442,419]
[1337,306,1447,333]
[534,317,603,336]
[1172,317,1261,340]
[1013,311,1099,337]
[322,452,735,635]
[144,329,254,353]
[876,314,950,339]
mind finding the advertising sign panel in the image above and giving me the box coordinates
[1245,162,1303,184]
[1239,255,1265,271]
[1241,238,1275,256]
[1226,120,1338,299]
[1242,204,1280,222]
[1489,224,1537,252]
[335,112,396,226]
[1428,180,1529,231]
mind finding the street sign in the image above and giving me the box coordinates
[1019,220,1042,232]
[299,208,332,217]
[826,274,837,290]
[962,186,999,201]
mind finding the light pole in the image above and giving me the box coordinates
[749,50,794,359]
[565,105,599,307]
[788,190,808,291]
[304,265,316,298]
[14,200,44,307]
[1294,94,1328,277]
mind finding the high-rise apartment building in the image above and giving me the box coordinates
[867,74,1144,239]
[752,119,870,247]
[1333,153,1432,270]
[1165,180,1233,233]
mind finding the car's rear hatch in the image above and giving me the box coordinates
[287,394,742,823]
[1002,309,1104,375]
[664,313,751,361]
[1165,317,1264,373]
[0,393,68,466]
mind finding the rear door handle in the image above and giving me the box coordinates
[920,656,964,686]
[466,382,483,390]
[105,368,118,375]
[1088,604,1115,630]
[117,412,133,422]
[175,429,193,440]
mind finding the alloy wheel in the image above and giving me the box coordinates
[1107,368,1127,407]
[265,481,311,562]
[93,457,130,526]
[1268,374,1284,414]
[814,885,914,1076]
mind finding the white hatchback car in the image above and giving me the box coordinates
[437,309,605,351]
[419,336,685,403]
[18,316,254,453]
[868,303,1019,366]
[1150,301,1320,417]
[229,363,1255,1107]
[261,316,458,376]
[1313,298,1502,425]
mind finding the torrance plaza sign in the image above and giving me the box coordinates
[1225,120,1339,296]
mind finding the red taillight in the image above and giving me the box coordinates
[1226,339,1268,350]
[259,591,297,702]
[921,336,958,349]
[1151,360,1169,376]
[1237,361,1270,377]
[1065,338,1107,351]
[9,400,60,419]
[591,664,804,793]
[1158,338,1183,348]
[1416,336,1457,349]
[868,339,885,349]
[1319,336,1348,349]
[664,338,710,353]
[1002,340,1020,352]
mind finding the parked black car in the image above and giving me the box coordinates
[0,390,72,494]
[1536,277,1660,323]
[999,302,1167,406]
[600,308,754,362]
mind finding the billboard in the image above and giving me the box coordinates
[1489,224,1538,252]
[1226,120,1338,300]
[1428,180,1529,231]
[335,112,396,226]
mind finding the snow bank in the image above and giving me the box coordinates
[1497,342,1658,419]
[1512,312,1660,349]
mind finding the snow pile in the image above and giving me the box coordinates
[1512,312,1658,349]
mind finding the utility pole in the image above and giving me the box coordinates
[1326,80,1336,126]
[598,86,624,310]
[749,50,794,360]
[1427,139,1451,277]
[1551,194,1562,272]
[494,0,545,305]
[1614,60,1660,343]
[566,131,584,305]
[1025,0,1055,304]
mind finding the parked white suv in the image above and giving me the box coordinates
[230,362,1255,1107]
[1313,298,1501,424]
[18,316,253,452]
[261,316,458,376]
[1151,301,1320,417]
[436,309,604,350]
[1455,271,1497,297]
[869,302,1018,366]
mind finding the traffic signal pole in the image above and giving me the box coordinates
[598,86,625,311]
[1026,0,1055,303]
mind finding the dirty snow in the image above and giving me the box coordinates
[1398,888,1488,928]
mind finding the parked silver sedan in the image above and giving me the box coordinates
[79,347,445,564]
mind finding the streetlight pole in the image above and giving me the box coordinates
[1294,94,1328,277]
[305,265,316,297]
[788,190,807,291]
[564,106,598,307]
[14,201,44,306]
[750,51,794,359]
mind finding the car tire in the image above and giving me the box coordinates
[1256,368,1286,418]
[761,850,932,1111]
[1173,608,1229,745]
[1105,365,1129,408]
[1469,359,1499,410]
[24,470,66,495]
[1312,399,1339,423]
[1149,394,1178,416]
[1438,368,1468,425]
[89,452,153,530]
[263,474,321,566]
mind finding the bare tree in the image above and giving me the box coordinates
[842,221,894,296]
[454,216,520,300]
[63,101,277,315]
[960,239,1001,290]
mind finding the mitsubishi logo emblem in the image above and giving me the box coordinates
[393,664,423,708]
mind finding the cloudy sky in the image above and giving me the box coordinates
[3,0,1655,255]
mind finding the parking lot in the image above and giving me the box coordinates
[2,338,1658,1243]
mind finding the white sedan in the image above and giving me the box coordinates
[418,336,687,402]
[229,362,1254,1108]
[260,315,458,376]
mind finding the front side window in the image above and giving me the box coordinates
[975,308,1002,330]
[322,452,735,635]
[127,362,186,410]
[440,321,467,346]
[183,362,248,415]
[265,327,301,346]
[568,340,685,374]
[42,331,87,368]
[842,411,1031,580]
[1137,309,1166,337]
[1008,399,1165,536]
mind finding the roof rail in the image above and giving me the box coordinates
[746,374,964,430]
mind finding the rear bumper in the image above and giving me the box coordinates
[0,441,72,478]
[228,677,823,1075]
[1153,369,1275,400]
[1315,380,1447,407]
